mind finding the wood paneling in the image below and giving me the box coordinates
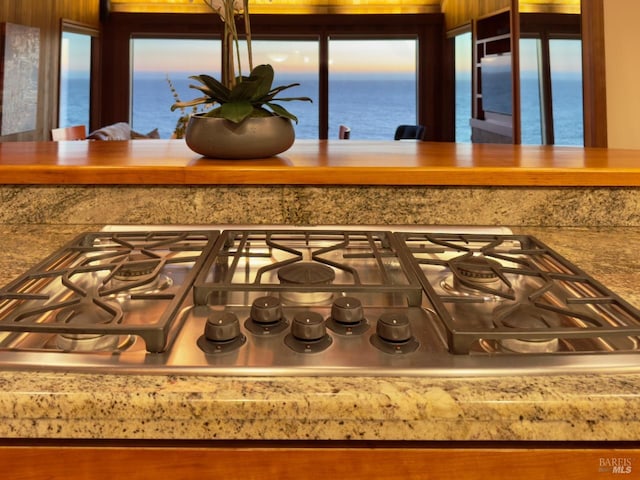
[0,444,638,480]
[442,0,580,30]
[0,0,100,142]
[441,0,512,31]
[109,0,441,15]
[581,0,607,147]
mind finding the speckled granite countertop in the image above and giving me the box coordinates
[0,224,639,442]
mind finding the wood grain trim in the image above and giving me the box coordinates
[581,0,607,147]
[3,140,640,186]
[0,445,637,479]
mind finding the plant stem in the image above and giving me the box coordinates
[243,0,253,72]
[233,23,242,80]
[223,1,237,88]
[222,24,234,88]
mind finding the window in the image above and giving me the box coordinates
[454,32,472,143]
[59,26,96,130]
[131,38,220,138]
[131,38,319,138]
[519,38,543,145]
[129,36,419,140]
[549,39,583,146]
[250,40,319,139]
[519,36,583,146]
[328,38,417,140]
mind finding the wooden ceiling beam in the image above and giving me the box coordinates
[107,0,441,15]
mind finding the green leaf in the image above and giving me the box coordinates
[203,107,223,118]
[230,78,262,101]
[174,64,309,124]
[248,64,275,99]
[188,85,224,103]
[265,102,299,123]
[220,100,254,123]
[192,74,231,103]
[268,96,313,103]
[265,82,301,97]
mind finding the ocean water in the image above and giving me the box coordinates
[134,71,419,140]
[519,71,584,146]
[59,72,91,130]
[61,71,583,145]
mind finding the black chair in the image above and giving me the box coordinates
[338,125,351,139]
[394,124,425,140]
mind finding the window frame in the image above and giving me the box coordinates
[59,19,100,132]
[100,13,444,140]
[519,31,583,146]
[129,33,420,140]
[448,26,473,143]
[519,12,582,146]
[326,34,420,132]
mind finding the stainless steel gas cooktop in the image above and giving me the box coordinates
[0,225,639,376]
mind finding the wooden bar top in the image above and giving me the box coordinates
[2,139,640,186]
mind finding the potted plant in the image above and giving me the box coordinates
[171,0,312,159]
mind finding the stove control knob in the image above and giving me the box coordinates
[331,296,364,325]
[198,311,246,354]
[291,311,326,341]
[285,311,332,353]
[204,311,242,342]
[250,296,283,324]
[376,313,412,343]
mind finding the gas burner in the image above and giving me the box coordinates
[277,262,336,285]
[455,256,501,285]
[106,254,173,296]
[277,262,336,305]
[54,302,129,352]
[441,256,512,301]
[56,333,126,352]
[494,304,561,354]
[0,229,218,355]
[108,273,173,297]
[112,254,160,280]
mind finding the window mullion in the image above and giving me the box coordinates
[538,32,554,145]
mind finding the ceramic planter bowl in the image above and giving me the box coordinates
[185,114,295,159]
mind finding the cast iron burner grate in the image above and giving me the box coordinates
[396,232,640,354]
[194,229,424,307]
[0,231,218,352]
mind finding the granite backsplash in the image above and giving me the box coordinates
[1,185,639,226]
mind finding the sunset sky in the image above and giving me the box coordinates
[130,38,417,74]
[63,33,580,76]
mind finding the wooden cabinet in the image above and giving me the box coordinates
[474,10,511,119]
[471,7,520,144]
[1,443,638,479]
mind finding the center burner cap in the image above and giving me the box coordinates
[113,253,160,280]
[277,262,336,285]
[277,262,336,305]
[455,256,501,283]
